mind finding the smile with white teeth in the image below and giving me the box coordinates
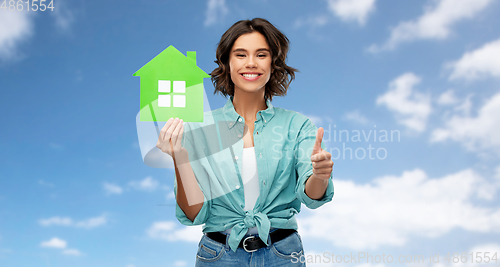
[242,73,260,78]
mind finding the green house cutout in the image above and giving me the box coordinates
[133,45,210,122]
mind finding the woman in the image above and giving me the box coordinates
[156,18,334,266]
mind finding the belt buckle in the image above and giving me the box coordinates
[243,236,258,253]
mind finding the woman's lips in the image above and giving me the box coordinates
[241,73,261,81]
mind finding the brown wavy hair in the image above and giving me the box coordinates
[211,18,298,101]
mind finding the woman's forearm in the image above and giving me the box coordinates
[174,151,205,222]
[304,174,329,200]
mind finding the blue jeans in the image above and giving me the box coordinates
[195,230,306,266]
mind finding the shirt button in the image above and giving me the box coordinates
[238,134,242,138]
[259,153,262,158]
[263,181,266,185]
[229,123,233,127]
[264,119,267,123]
[236,185,240,189]
[238,118,242,122]
[256,131,259,135]
[235,155,239,160]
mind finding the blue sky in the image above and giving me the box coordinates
[1,0,500,266]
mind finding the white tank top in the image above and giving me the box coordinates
[222,147,261,235]
[241,147,260,212]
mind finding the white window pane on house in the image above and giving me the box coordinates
[158,80,171,93]
[173,95,185,107]
[158,95,171,107]
[173,81,186,93]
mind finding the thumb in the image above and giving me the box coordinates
[312,127,324,155]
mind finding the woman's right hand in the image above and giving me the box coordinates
[156,117,185,158]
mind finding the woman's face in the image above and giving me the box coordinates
[229,31,272,96]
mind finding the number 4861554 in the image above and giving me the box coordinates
[1,0,55,11]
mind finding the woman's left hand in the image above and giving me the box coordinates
[310,127,334,180]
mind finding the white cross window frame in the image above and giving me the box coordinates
[158,80,186,108]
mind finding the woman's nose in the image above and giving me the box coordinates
[245,56,257,68]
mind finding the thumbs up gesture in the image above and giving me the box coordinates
[310,127,334,180]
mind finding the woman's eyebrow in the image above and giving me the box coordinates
[232,48,270,53]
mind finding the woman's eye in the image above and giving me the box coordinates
[236,54,245,57]
[257,54,267,57]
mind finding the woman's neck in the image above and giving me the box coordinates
[232,90,267,123]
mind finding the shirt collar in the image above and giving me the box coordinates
[223,96,275,128]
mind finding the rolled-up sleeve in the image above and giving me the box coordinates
[294,118,334,209]
[174,185,211,225]
[174,121,212,225]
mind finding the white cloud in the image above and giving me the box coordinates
[40,237,82,256]
[166,190,175,200]
[342,110,369,124]
[147,221,202,242]
[447,38,500,81]
[298,168,500,250]
[74,215,107,228]
[295,0,375,31]
[50,0,75,32]
[437,89,459,105]
[204,0,228,27]
[38,179,55,187]
[103,182,123,195]
[129,176,159,191]
[300,113,334,127]
[307,115,324,126]
[0,4,75,62]
[431,92,500,154]
[40,237,67,249]
[464,244,500,267]
[39,217,72,227]
[453,94,474,116]
[39,214,107,229]
[327,0,376,25]
[376,73,431,132]
[368,0,493,52]
[105,177,165,195]
[62,248,82,256]
[174,261,188,267]
[294,15,329,29]
[0,11,34,61]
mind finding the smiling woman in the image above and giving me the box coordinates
[211,18,298,101]
[155,18,335,267]
[228,32,272,96]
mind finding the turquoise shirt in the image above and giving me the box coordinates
[174,96,334,252]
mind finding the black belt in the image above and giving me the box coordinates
[206,228,296,252]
